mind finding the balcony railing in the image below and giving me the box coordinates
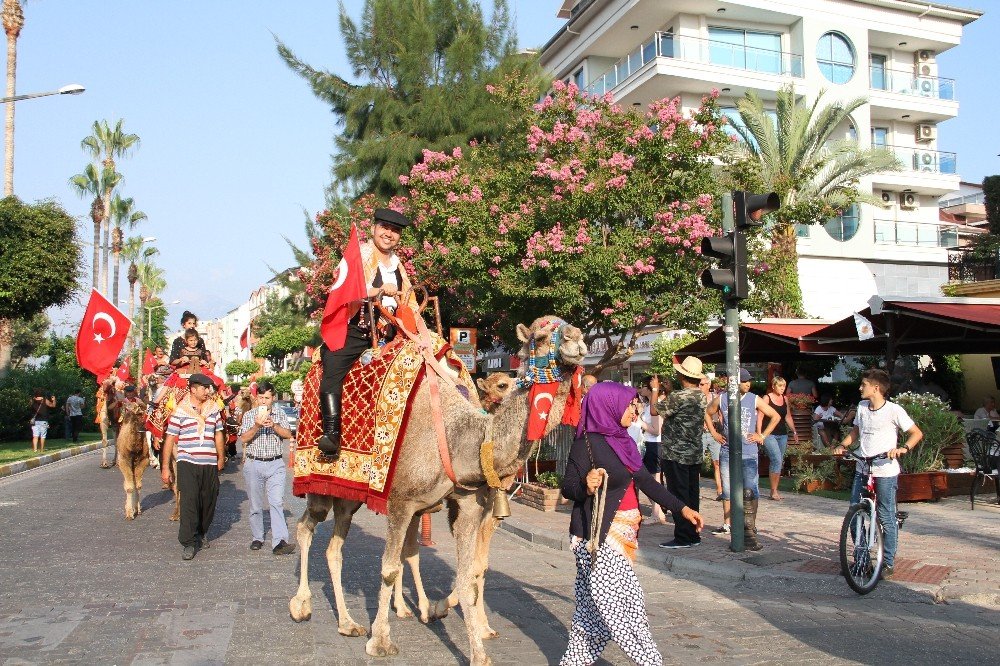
[875,219,958,248]
[940,192,985,207]
[870,68,956,101]
[880,144,957,175]
[586,31,804,97]
[949,250,999,282]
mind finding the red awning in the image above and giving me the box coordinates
[675,321,832,363]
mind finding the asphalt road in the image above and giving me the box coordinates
[0,449,996,664]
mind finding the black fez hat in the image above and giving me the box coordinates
[373,208,412,228]
[188,373,213,388]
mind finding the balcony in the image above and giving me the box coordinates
[585,32,803,98]
[874,219,958,248]
[870,69,956,101]
[869,69,958,122]
[880,144,957,175]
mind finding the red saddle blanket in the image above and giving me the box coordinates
[293,335,473,514]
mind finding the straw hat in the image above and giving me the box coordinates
[673,356,706,380]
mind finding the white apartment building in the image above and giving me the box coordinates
[541,0,981,320]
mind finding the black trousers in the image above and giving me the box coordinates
[320,327,371,395]
[176,461,219,548]
[663,459,701,545]
[70,415,83,443]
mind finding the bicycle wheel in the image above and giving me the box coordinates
[839,503,884,595]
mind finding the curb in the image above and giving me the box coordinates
[0,441,113,479]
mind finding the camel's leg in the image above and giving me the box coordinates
[327,499,367,637]
[100,420,110,467]
[450,493,491,665]
[395,514,430,622]
[134,456,148,517]
[365,504,416,658]
[290,495,332,623]
[119,454,136,520]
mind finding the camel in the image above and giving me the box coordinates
[289,317,586,665]
[115,401,150,520]
[477,373,515,413]
[96,381,115,468]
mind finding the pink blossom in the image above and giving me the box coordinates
[601,307,614,316]
[470,246,481,255]
[488,268,500,278]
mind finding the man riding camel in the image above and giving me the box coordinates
[317,208,418,461]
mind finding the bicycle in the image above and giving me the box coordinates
[838,451,908,595]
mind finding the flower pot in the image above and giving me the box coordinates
[518,482,562,512]
[799,479,836,493]
[519,460,557,482]
[940,441,966,469]
[897,471,948,503]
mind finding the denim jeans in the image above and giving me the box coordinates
[719,447,759,501]
[762,435,788,474]
[851,472,899,567]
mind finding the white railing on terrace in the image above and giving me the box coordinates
[880,144,957,175]
[874,219,958,248]
[939,192,985,207]
[870,68,956,101]
[585,32,804,97]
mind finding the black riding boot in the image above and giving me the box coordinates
[317,391,342,460]
[744,489,763,551]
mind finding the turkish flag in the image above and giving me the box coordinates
[526,382,558,442]
[141,349,155,376]
[116,364,133,383]
[76,289,132,380]
[561,367,584,428]
[239,320,252,349]
[320,223,367,352]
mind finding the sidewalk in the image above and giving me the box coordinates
[500,478,1000,605]
[0,440,112,478]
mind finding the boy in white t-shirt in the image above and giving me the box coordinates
[834,369,922,579]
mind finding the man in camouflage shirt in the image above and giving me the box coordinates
[657,357,709,548]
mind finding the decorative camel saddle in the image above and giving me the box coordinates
[293,332,477,514]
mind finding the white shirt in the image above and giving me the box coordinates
[973,407,999,421]
[641,404,660,443]
[853,400,916,477]
[66,395,85,417]
[814,405,839,421]
[377,257,400,311]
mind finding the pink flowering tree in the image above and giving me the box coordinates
[302,77,730,368]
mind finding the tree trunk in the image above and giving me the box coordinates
[125,276,136,356]
[112,250,121,308]
[0,317,12,379]
[100,184,112,295]
[760,224,805,318]
[92,215,100,290]
[4,29,16,196]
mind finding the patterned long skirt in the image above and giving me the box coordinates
[560,509,662,666]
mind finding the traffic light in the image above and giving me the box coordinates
[735,191,780,229]
[701,231,747,301]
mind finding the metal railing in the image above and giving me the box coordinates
[586,31,804,97]
[939,192,985,208]
[880,144,957,175]
[870,68,956,101]
[874,219,958,248]
[949,250,999,282]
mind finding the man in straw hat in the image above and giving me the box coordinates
[657,356,711,548]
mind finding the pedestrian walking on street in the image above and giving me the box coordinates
[238,381,296,555]
[65,389,85,444]
[161,373,225,561]
[561,382,703,666]
[658,357,710,549]
[637,376,668,525]
[29,389,56,453]
[759,376,800,500]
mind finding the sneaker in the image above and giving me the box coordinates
[273,540,296,555]
[658,539,692,549]
[250,540,263,551]
[182,545,196,561]
[881,565,895,580]
[712,524,730,535]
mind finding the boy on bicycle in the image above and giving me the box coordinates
[833,368,922,579]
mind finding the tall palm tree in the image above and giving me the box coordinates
[136,260,165,353]
[2,0,24,196]
[80,119,140,294]
[122,236,156,351]
[108,194,147,305]
[69,162,119,290]
[727,85,902,316]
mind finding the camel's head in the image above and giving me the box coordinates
[476,373,515,412]
[516,316,588,370]
[121,400,145,419]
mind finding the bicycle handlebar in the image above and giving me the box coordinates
[841,451,889,464]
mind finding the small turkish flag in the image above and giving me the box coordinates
[239,320,252,349]
[141,349,155,376]
[116,364,133,383]
[320,223,367,352]
[76,289,132,380]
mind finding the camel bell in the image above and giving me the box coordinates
[492,487,511,520]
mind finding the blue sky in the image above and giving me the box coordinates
[12,1,998,333]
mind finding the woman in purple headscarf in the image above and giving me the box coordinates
[561,382,704,666]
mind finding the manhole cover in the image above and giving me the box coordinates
[741,552,803,567]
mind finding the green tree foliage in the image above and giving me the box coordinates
[253,288,309,339]
[253,325,318,372]
[983,175,1000,236]
[140,296,169,351]
[649,332,698,380]
[9,312,49,369]
[277,0,541,198]
[300,78,730,368]
[0,197,82,378]
[225,359,260,381]
[725,86,902,317]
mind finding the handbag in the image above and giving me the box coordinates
[583,432,609,558]
[28,401,43,426]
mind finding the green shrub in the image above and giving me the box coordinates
[536,471,562,489]
[893,392,963,473]
[0,387,32,440]
[0,366,99,441]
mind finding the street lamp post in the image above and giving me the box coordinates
[3,84,86,196]
[145,299,180,339]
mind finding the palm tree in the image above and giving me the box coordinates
[727,85,902,316]
[136,261,166,353]
[2,0,24,196]
[122,236,156,353]
[108,194,147,305]
[69,162,120,290]
[80,119,140,294]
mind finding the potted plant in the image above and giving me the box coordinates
[791,458,837,493]
[893,392,962,502]
[519,471,563,512]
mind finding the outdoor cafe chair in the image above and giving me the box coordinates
[967,428,1000,510]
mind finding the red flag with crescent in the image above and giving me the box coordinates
[76,289,132,380]
[527,382,558,442]
[239,319,253,349]
[141,349,155,376]
[321,223,367,352]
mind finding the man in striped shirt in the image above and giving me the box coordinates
[162,373,225,561]
[238,381,295,555]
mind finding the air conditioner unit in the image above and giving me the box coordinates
[916,61,938,77]
[899,192,918,209]
[915,77,935,97]
[913,151,937,172]
[880,190,895,205]
[915,123,936,142]
[915,50,936,64]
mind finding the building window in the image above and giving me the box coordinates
[871,126,888,147]
[720,106,776,146]
[824,204,860,242]
[816,32,855,84]
[869,54,887,90]
[572,67,584,90]
[709,27,782,74]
